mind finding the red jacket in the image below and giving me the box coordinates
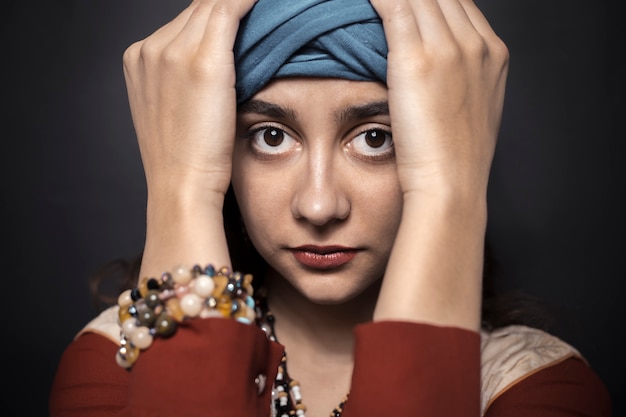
[49,307,611,417]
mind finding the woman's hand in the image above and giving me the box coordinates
[124,0,256,201]
[122,0,258,278]
[370,0,508,199]
[370,0,509,330]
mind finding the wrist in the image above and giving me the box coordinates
[141,191,231,280]
[396,152,493,204]
[402,187,488,229]
[375,193,487,330]
[401,172,490,205]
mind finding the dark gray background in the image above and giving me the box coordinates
[3,0,623,415]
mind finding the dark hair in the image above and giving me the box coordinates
[89,186,554,332]
[480,242,555,331]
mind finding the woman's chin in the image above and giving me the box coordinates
[272,269,382,307]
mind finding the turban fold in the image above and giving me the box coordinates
[234,0,388,103]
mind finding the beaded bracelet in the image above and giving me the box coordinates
[115,263,256,369]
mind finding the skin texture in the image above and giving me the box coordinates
[232,78,402,305]
[369,0,508,330]
[121,0,509,414]
[123,0,258,276]
[232,78,403,414]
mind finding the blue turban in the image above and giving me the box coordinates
[234,0,388,104]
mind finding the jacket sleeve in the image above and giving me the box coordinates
[49,318,284,417]
[485,356,612,417]
[344,321,481,417]
[343,321,612,417]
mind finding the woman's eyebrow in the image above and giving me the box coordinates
[336,101,389,123]
[237,99,297,120]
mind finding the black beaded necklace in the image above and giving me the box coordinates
[255,293,349,417]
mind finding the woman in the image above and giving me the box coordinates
[49,0,612,416]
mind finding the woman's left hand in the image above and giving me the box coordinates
[370,0,509,199]
[370,0,509,330]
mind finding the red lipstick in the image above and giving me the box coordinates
[291,245,358,270]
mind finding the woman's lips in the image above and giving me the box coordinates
[291,246,359,270]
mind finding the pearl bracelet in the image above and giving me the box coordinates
[115,263,256,368]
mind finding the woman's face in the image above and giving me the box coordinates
[232,77,402,304]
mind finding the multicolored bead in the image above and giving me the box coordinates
[115,263,256,371]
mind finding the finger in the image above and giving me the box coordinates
[198,0,259,61]
[142,0,201,45]
[456,0,510,78]
[165,0,220,58]
[457,0,501,41]
[124,0,200,77]
[431,0,482,41]
[370,0,423,55]
[166,0,258,65]
[406,0,455,44]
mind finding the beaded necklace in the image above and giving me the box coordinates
[255,293,349,417]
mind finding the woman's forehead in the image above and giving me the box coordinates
[249,77,388,105]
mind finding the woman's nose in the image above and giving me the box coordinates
[290,152,350,226]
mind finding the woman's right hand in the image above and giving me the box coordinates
[124,0,256,202]
[122,0,258,278]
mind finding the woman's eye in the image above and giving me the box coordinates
[349,129,394,159]
[250,127,297,155]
